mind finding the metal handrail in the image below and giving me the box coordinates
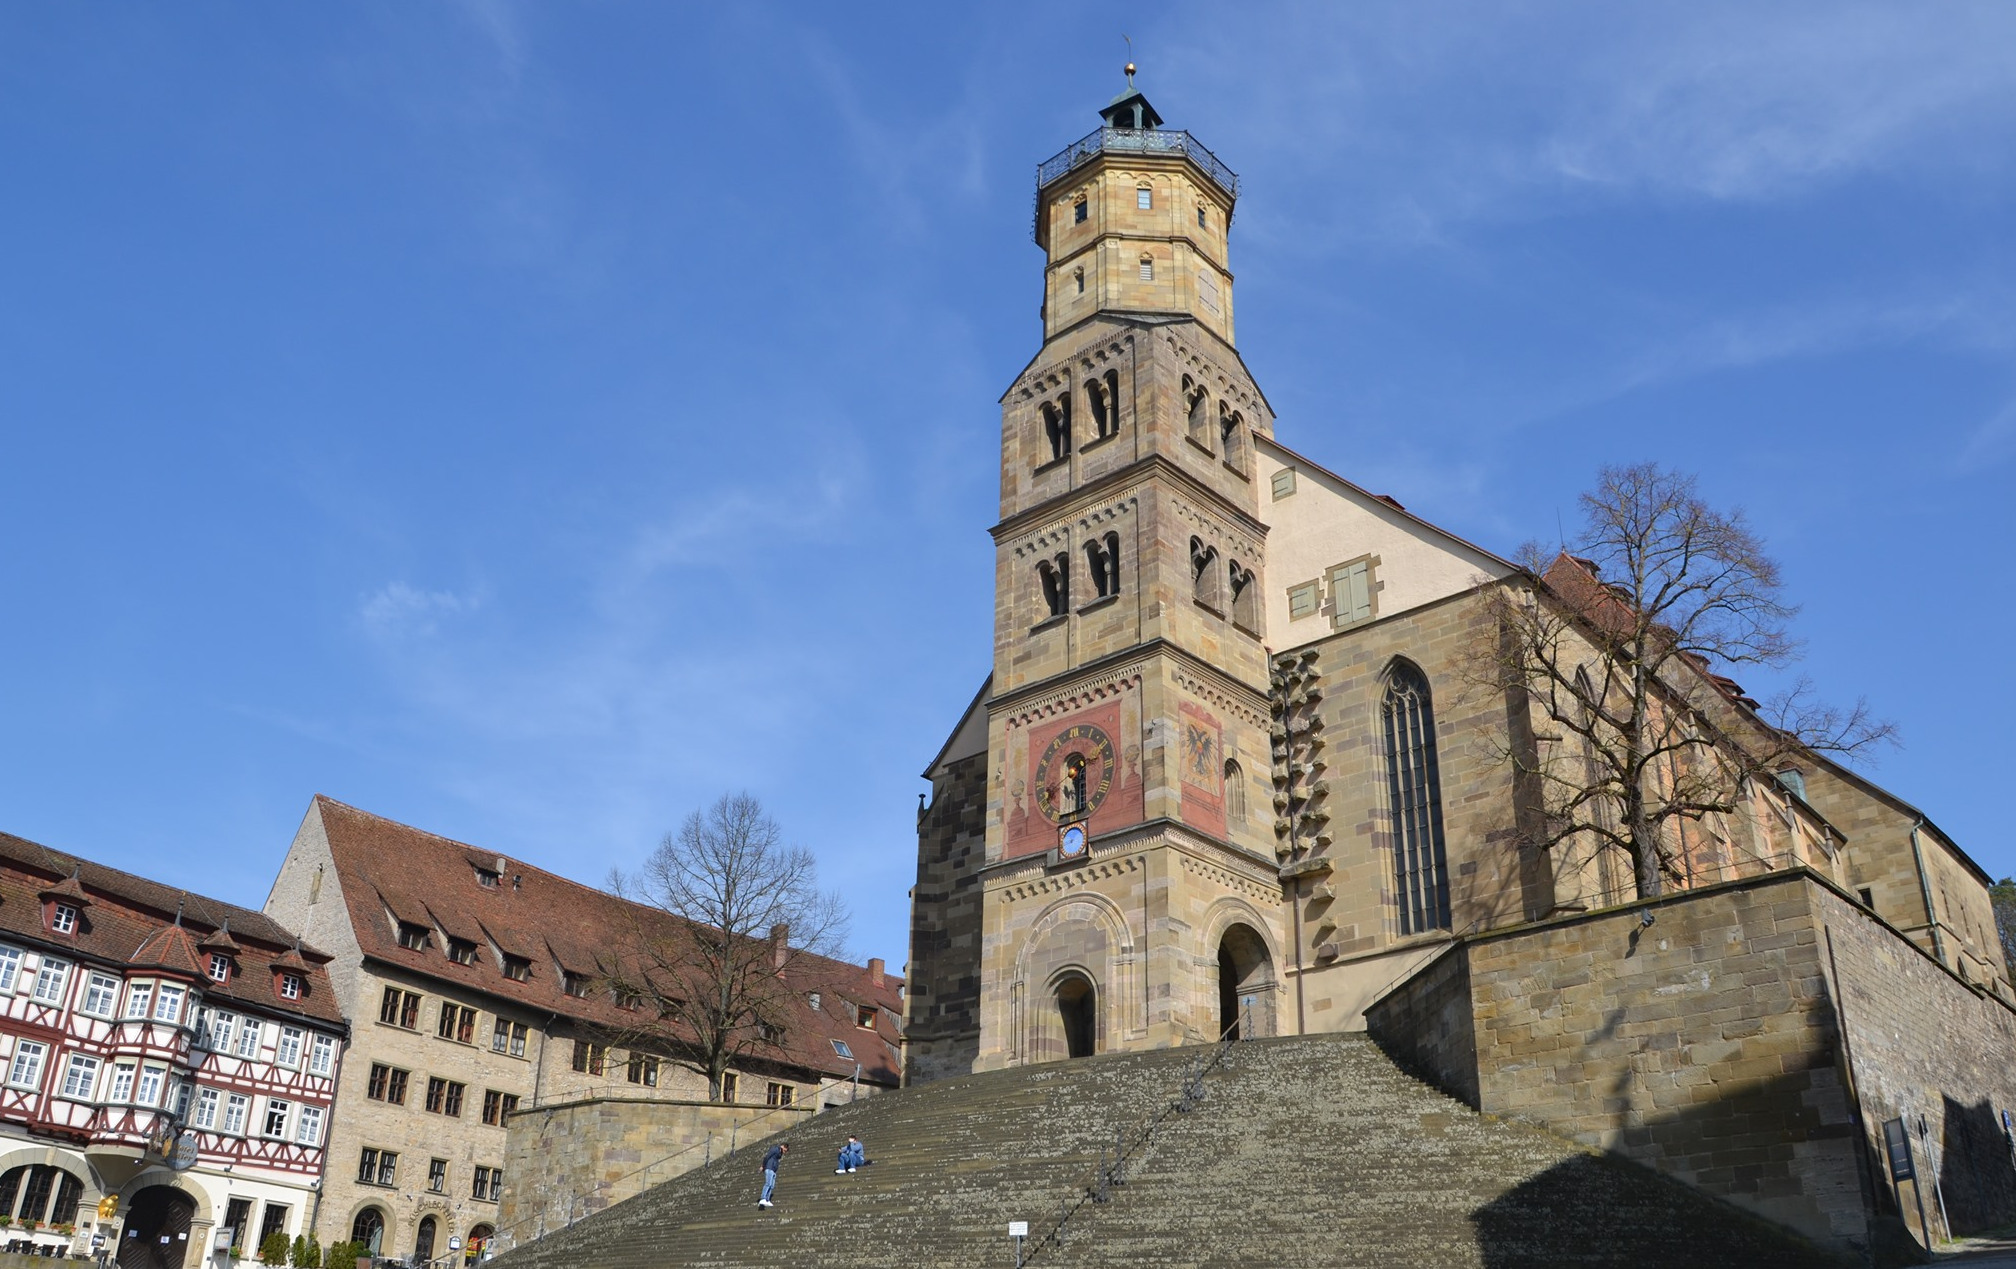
[1035,127,1240,198]
[1017,1008,1250,1265]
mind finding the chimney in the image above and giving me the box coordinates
[770,923,789,970]
[868,957,885,989]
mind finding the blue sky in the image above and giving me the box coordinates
[3,3,2013,970]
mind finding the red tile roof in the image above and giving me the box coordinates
[310,796,903,1086]
[0,830,344,1027]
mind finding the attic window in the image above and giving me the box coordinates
[447,939,478,966]
[50,904,78,935]
[397,923,430,951]
[808,992,821,1011]
[831,1040,854,1060]
[278,974,303,1001]
[1138,255,1154,282]
[502,956,529,982]
[562,972,589,998]
[856,1005,876,1030]
[474,868,500,888]
[208,954,232,983]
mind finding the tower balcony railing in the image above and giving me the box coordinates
[1034,125,1239,204]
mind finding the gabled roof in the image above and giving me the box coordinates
[0,830,344,1027]
[307,795,903,1086]
[1258,433,1516,578]
[922,675,992,780]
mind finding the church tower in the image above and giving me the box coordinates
[967,72,1288,1069]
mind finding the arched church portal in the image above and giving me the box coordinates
[1055,973,1097,1059]
[1216,923,1275,1040]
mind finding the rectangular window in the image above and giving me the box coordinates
[1197,206,1207,228]
[480,1089,521,1125]
[625,1054,658,1087]
[570,1041,605,1075]
[400,992,420,1029]
[278,974,302,1000]
[1136,187,1152,210]
[109,1062,136,1102]
[309,1034,337,1076]
[1329,559,1375,628]
[397,923,430,951]
[379,986,401,1025]
[765,1082,794,1107]
[235,1019,262,1059]
[295,1105,324,1146]
[136,1065,165,1106]
[471,1167,493,1201]
[475,868,500,888]
[562,972,588,998]
[438,1004,476,1044]
[194,1088,220,1129]
[1138,257,1154,282]
[263,1099,290,1138]
[222,1092,249,1135]
[447,939,477,965]
[275,1027,303,1068]
[425,1077,465,1115]
[208,953,231,983]
[437,1005,458,1040]
[377,1150,398,1186]
[209,1011,237,1051]
[154,983,185,1023]
[445,1082,464,1117]
[380,987,422,1029]
[1287,581,1320,621]
[58,1054,99,1100]
[1073,199,1087,224]
[1270,468,1297,500]
[30,958,68,1005]
[173,1079,192,1120]
[428,1159,447,1194]
[366,1064,410,1105]
[856,1005,876,1029]
[0,946,19,993]
[502,956,529,982]
[720,1072,738,1103]
[125,981,154,1019]
[357,1148,378,1186]
[51,904,77,934]
[831,1040,854,1061]
[83,973,119,1017]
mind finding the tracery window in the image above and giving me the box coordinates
[1382,661,1451,935]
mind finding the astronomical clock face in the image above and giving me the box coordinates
[1034,723,1116,823]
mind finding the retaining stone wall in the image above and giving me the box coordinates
[904,750,987,1085]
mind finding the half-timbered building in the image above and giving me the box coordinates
[0,831,345,1269]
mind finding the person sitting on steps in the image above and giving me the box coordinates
[836,1137,865,1174]
[758,1141,788,1208]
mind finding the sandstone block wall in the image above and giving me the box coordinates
[497,1097,811,1249]
[904,750,987,1085]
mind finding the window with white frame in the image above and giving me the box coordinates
[208,1011,236,1051]
[222,1092,249,1135]
[1136,186,1152,210]
[51,904,78,935]
[295,1105,324,1146]
[173,1080,192,1120]
[135,1065,165,1107]
[58,1054,100,1100]
[82,973,119,1017]
[154,984,185,1023]
[207,953,230,983]
[275,1027,303,1068]
[31,958,69,1005]
[309,1034,337,1077]
[278,974,302,1000]
[109,1062,136,1102]
[8,1041,47,1090]
[234,1020,262,1059]
[0,946,20,994]
[263,1099,290,1138]
[193,1088,220,1129]
[124,981,154,1019]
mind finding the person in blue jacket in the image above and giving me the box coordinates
[758,1142,789,1207]
[835,1137,864,1174]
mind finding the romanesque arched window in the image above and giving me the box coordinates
[1183,376,1211,450]
[1038,555,1069,619]
[1228,560,1258,632]
[1083,369,1120,441]
[1074,267,1085,295]
[1382,660,1451,935]
[1224,758,1247,824]
[1041,394,1071,462]
[1084,531,1120,600]
[1220,403,1247,471]
[1190,537,1222,610]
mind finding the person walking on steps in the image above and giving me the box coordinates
[836,1137,864,1174]
[758,1142,789,1208]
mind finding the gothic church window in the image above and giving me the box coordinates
[1083,532,1121,601]
[1228,560,1259,632]
[1038,554,1070,619]
[1224,758,1247,824]
[1190,537,1223,611]
[1382,660,1451,936]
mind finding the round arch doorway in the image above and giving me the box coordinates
[350,1207,387,1257]
[1217,924,1275,1040]
[414,1215,438,1265]
[117,1186,196,1269]
[1055,973,1097,1059]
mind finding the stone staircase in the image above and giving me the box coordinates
[492,1034,1845,1268]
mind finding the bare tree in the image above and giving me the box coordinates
[603,793,850,1100]
[1478,462,1895,901]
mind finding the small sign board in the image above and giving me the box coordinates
[1007,1221,1028,1238]
[1883,1117,1916,1182]
[448,1239,462,1253]
[213,1231,233,1251]
[169,1132,199,1172]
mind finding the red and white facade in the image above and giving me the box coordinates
[0,833,346,1269]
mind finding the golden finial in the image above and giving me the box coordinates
[1123,34,1135,86]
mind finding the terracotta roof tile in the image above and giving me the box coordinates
[310,796,902,1085]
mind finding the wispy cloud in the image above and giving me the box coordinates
[359,582,482,642]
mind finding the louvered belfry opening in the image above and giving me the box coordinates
[1382,661,1451,935]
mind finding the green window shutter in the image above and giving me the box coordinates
[1332,562,1373,627]
[1288,583,1318,620]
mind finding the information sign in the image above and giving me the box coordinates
[1007,1222,1028,1238]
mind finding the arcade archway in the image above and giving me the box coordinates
[1055,973,1097,1058]
[1217,923,1275,1040]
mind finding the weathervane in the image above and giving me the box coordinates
[1123,34,1135,86]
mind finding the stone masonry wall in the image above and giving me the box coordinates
[1363,942,1476,1109]
[904,750,987,1085]
[497,1097,811,1249]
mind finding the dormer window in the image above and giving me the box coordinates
[51,904,78,935]
[278,974,303,1001]
[502,956,530,982]
[856,1005,876,1030]
[474,868,500,888]
[208,953,232,983]
[397,923,430,951]
[562,972,589,998]
[447,939,478,966]
[808,992,821,1012]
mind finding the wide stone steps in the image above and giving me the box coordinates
[493,1034,1844,1268]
